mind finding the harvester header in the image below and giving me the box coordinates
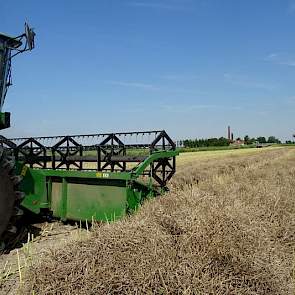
[0,130,178,224]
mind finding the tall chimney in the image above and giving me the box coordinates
[228,126,231,141]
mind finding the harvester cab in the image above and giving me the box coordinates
[0,23,35,129]
[0,24,178,252]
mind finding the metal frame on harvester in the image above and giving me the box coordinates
[0,130,178,222]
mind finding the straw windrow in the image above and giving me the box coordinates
[24,148,295,294]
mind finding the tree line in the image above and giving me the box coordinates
[180,135,282,148]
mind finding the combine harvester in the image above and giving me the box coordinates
[0,25,178,250]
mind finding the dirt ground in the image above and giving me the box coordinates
[0,222,89,295]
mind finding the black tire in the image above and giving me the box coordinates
[0,148,24,251]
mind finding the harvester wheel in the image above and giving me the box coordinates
[0,148,24,252]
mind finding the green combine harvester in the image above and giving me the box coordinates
[0,25,178,251]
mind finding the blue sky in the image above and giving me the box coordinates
[1,0,295,141]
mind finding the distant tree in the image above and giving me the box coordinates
[267,136,281,144]
[218,137,230,146]
[257,136,267,144]
[250,138,256,144]
[244,135,250,144]
[182,137,230,148]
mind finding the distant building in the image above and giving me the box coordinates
[233,139,245,145]
[229,138,245,147]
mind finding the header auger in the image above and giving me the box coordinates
[0,25,178,251]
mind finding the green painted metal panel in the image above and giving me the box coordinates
[33,169,131,180]
[65,182,127,221]
[20,194,42,214]
[51,182,62,217]
[18,166,49,212]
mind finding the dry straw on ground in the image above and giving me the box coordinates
[24,148,295,294]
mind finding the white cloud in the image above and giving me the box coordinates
[162,104,242,113]
[160,74,199,81]
[279,61,295,66]
[288,1,295,13]
[266,53,278,59]
[105,80,159,90]
[128,0,191,11]
[223,73,276,90]
[105,80,206,95]
[265,52,295,67]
